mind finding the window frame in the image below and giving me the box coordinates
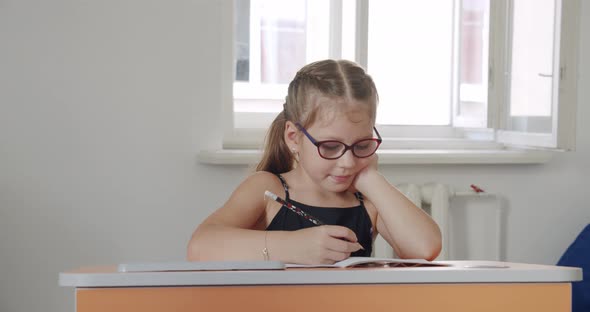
[490,0,579,150]
[210,0,579,165]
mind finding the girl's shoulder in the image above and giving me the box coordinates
[246,170,281,184]
[236,171,285,196]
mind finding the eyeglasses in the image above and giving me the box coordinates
[295,123,382,160]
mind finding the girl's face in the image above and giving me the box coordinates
[294,104,376,194]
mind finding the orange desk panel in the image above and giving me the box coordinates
[77,283,570,312]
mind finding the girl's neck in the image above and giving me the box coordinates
[281,169,356,207]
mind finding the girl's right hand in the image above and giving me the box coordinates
[287,225,364,264]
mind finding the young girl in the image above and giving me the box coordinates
[188,59,441,264]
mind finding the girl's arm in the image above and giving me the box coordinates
[354,159,442,261]
[187,171,362,263]
[187,171,281,261]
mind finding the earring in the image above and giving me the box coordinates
[290,147,299,163]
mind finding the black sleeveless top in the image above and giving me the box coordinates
[266,175,373,257]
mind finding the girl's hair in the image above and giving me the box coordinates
[256,59,378,174]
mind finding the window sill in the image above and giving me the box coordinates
[197,148,553,165]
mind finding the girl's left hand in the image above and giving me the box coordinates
[350,154,379,194]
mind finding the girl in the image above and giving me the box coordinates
[188,59,441,264]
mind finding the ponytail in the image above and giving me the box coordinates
[256,111,294,174]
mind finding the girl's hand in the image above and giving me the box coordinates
[350,153,380,194]
[287,225,364,264]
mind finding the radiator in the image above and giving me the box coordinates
[373,183,502,261]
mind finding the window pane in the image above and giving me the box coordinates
[259,0,307,84]
[457,0,489,127]
[368,0,454,126]
[341,0,356,61]
[234,0,307,85]
[233,0,332,119]
[508,0,555,133]
[235,0,250,82]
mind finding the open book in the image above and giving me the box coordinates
[117,257,446,272]
[286,257,447,268]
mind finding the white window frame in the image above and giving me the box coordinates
[205,0,579,165]
[491,0,579,150]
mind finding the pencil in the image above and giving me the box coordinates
[263,190,365,251]
[264,190,324,226]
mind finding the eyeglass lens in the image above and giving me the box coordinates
[318,139,379,159]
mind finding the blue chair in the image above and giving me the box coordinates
[557,224,589,312]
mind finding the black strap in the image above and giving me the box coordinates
[276,174,290,200]
[355,192,364,203]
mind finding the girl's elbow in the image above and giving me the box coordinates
[186,241,200,261]
[186,240,199,261]
[423,233,442,261]
[399,236,441,261]
[186,230,205,261]
[424,240,442,261]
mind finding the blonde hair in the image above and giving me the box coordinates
[256,59,378,173]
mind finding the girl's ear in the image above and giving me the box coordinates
[284,121,301,152]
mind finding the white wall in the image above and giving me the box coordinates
[0,1,588,311]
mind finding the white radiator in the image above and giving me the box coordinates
[373,183,502,261]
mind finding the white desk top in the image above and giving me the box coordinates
[59,260,582,288]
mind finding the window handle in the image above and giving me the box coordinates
[538,73,553,78]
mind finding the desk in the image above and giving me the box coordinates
[59,260,582,312]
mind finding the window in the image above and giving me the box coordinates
[220,0,579,156]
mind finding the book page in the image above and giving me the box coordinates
[285,257,446,268]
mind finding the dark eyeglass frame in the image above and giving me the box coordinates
[295,123,382,160]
